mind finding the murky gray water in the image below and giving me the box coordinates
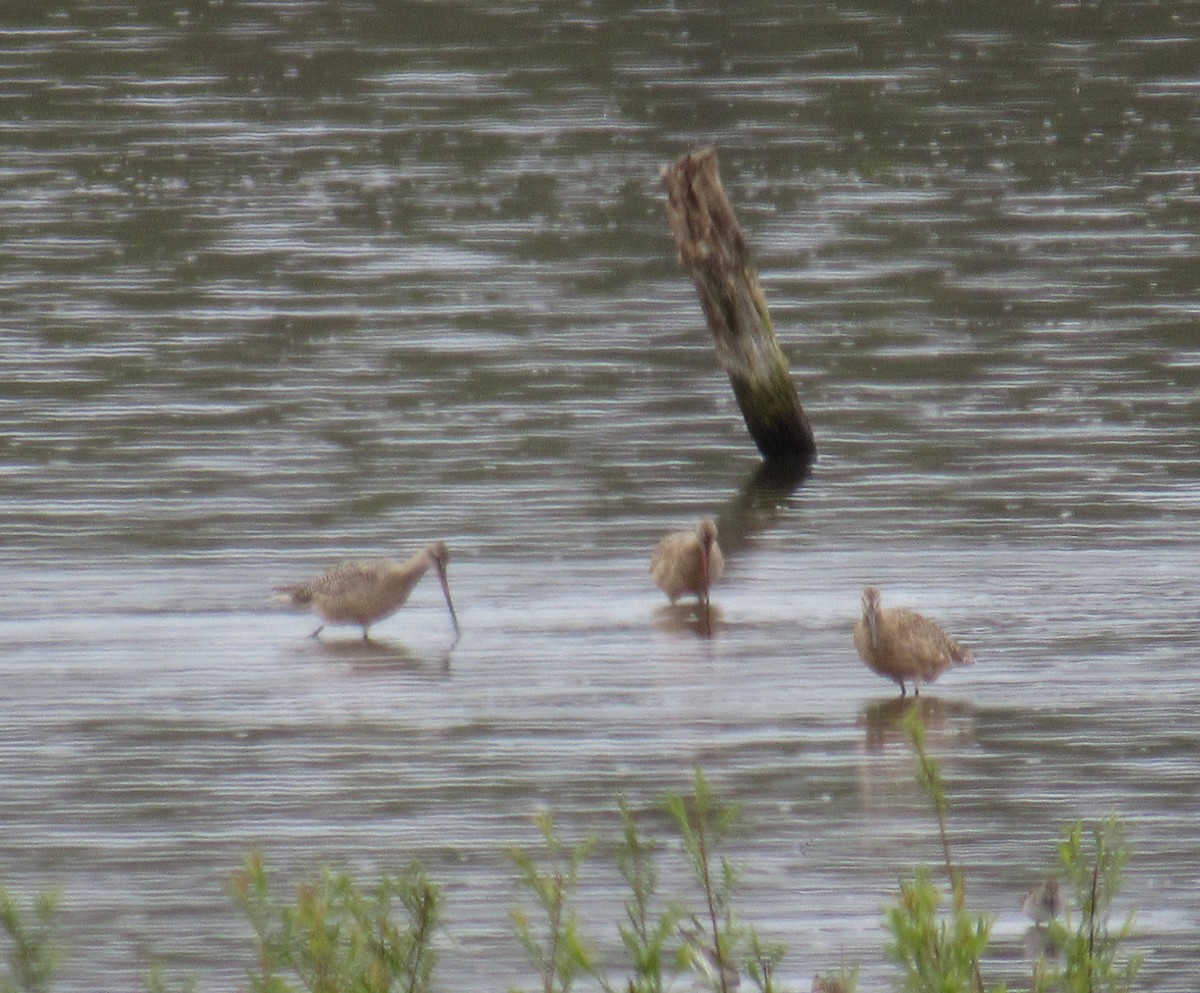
[2,2,1198,990]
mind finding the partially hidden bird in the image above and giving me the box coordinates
[275,540,459,640]
[650,517,724,613]
[1021,877,1062,925]
[853,586,973,696]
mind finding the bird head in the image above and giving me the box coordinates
[861,586,882,614]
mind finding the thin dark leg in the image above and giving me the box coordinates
[309,625,324,639]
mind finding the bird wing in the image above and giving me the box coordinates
[890,608,973,670]
[650,530,705,600]
[650,532,687,579]
[309,560,388,597]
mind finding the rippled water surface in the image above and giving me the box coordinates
[2,2,1199,990]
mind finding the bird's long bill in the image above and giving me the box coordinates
[435,561,460,635]
[699,544,713,634]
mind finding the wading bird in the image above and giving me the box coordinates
[1021,877,1062,925]
[275,541,459,641]
[853,586,973,696]
[650,518,723,617]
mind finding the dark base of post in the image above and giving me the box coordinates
[663,148,816,467]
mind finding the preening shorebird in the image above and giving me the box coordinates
[853,586,973,696]
[275,541,459,640]
[650,518,724,611]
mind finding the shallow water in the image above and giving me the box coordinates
[2,2,1199,990]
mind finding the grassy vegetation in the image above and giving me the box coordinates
[0,711,1143,993]
[888,707,994,993]
[889,707,1141,993]
[0,886,58,993]
[508,811,594,993]
[229,850,442,993]
[1033,817,1141,993]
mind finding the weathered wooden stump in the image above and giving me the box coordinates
[662,148,816,465]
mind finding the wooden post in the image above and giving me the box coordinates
[662,148,816,465]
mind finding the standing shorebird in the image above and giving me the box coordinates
[275,541,459,641]
[1021,877,1062,926]
[650,518,724,618]
[853,586,973,696]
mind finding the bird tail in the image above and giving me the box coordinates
[952,641,975,666]
[272,584,312,606]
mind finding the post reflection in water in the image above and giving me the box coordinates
[716,456,813,558]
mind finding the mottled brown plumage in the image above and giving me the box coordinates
[811,976,852,993]
[650,518,724,609]
[276,541,459,640]
[853,586,973,696]
[1021,877,1062,925]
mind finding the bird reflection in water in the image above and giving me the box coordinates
[859,695,975,753]
[810,975,853,993]
[293,634,454,675]
[652,601,726,638]
[1022,923,1062,966]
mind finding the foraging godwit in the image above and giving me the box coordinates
[651,518,723,615]
[853,586,973,696]
[275,541,459,640]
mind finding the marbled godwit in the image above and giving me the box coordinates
[1021,877,1062,925]
[853,586,973,696]
[650,518,723,613]
[275,541,459,640]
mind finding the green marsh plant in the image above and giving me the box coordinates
[229,848,442,993]
[666,768,784,993]
[508,811,595,993]
[1033,817,1140,993]
[886,706,998,993]
[0,747,1145,993]
[0,885,59,993]
[507,771,786,993]
[666,768,741,993]
[610,797,682,993]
